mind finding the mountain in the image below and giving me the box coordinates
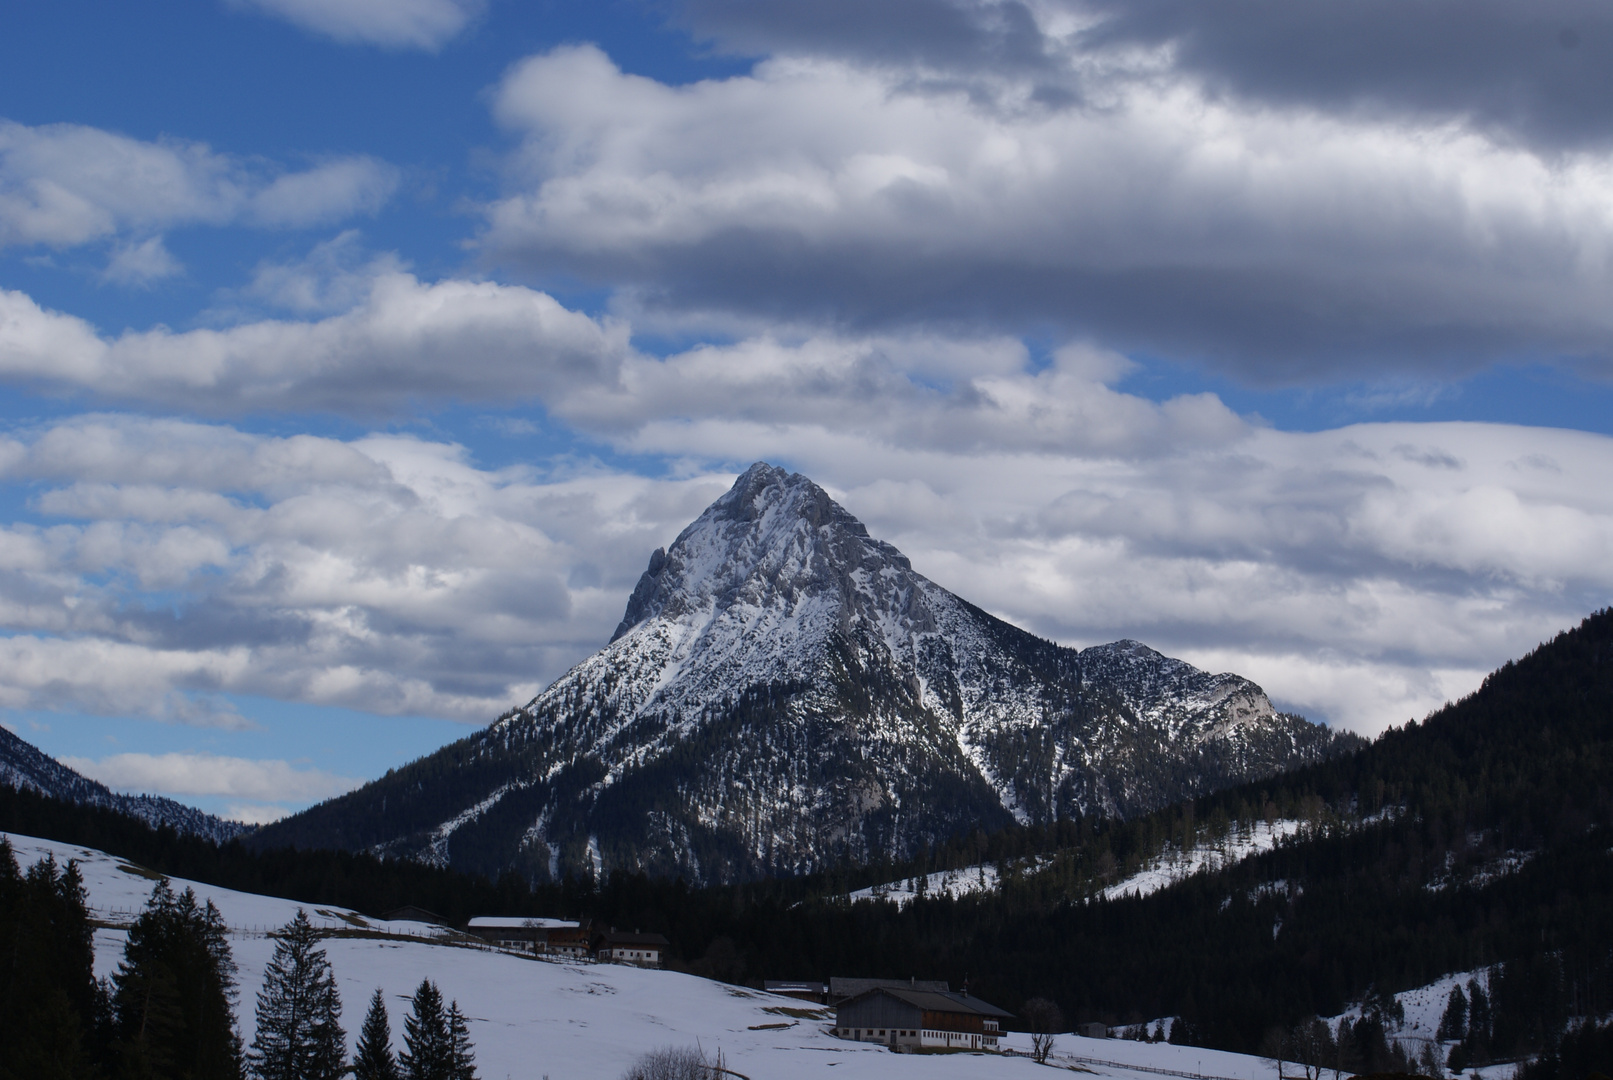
[254,462,1359,882]
[0,724,250,844]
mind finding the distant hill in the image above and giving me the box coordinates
[0,724,250,844]
[254,462,1360,883]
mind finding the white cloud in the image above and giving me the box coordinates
[480,43,1613,379]
[239,231,407,315]
[0,273,627,415]
[229,0,483,50]
[101,236,182,287]
[61,751,362,802]
[0,119,398,251]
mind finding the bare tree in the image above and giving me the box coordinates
[1021,997,1066,1065]
[1288,1017,1336,1080]
[1259,1026,1291,1080]
[620,1046,744,1080]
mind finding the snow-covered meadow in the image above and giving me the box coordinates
[5,830,1296,1080]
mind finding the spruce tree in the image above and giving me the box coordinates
[1438,986,1468,1041]
[353,989,400,1080]
[0,843,105,1080]
[446,1002,477,1080]
[111,881,243,1080]
[399,979,451,1080]
[248,910,346,1080]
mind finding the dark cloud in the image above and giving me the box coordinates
[507,232,1610,387]
[1081,0,1613,149]
[678,0,1055,73]
[677,0,1613,152]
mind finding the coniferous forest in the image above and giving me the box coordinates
[4,610,1613,1074]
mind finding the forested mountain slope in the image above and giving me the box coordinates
[0,724,250,844]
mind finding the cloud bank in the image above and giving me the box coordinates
[476,37,1613,382]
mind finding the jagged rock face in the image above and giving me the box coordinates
[0,724,251,844]
[255,463,1359,883]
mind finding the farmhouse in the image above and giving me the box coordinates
[832,986,1013,1052]
[463,917,581,953]
[593,928,669,968]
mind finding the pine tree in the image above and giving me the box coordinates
[353,989,400,1080]
[1438,985,1468,1041]
[248,910,346,1080]
[399,979,451,1080]
[0,843,105,1080]
[111,881,243,1080]
[446,1002,477,1080]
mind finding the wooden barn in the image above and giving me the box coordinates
[832,986,1013,1052]
[463,917,581,953]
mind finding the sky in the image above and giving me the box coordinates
[3,0,1612,824]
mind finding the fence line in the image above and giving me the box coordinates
[1043,1050,1251,1080]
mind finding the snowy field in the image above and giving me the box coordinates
[848,821,1305,909]
[847,862,1003,906]
[1102,821,1304,901]
[7,831,1289,1080]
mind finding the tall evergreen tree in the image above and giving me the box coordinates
[111,881,243,1080]
[1438,986,1468,1041]
[353,989,400,1080]
[446,1002,477,1080]
[248,910,346,1080]
[0,841,105,1080]
[399,979,451,1080]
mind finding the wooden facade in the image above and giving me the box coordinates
[832,987,1012,1052]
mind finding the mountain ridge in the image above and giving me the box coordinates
[254,462,1360,882]
[0,723,251,844]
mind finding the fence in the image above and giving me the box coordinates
[1039,1049,1253,1080]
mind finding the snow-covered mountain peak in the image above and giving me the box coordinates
[612,461,916,645]
[258,463,1362,883]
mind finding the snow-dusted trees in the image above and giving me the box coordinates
[111,879,243,1080]
[248,910,346,1080]
[400,978,476,1080]
[354,989,401,1080]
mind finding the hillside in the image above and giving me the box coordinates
[254,462,1357,883]
[0,724,250,844]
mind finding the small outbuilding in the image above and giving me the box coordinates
[833,986,1013,1052]
[1079,1022,1110,1039]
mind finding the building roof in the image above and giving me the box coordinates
[839,986,1015,1019]
[380,905,448,926]
[830,977,948,998]
[764,981,826,993]
[597,929,670,946]
[465,917,579,930]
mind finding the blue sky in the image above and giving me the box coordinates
[4,0,1613,822]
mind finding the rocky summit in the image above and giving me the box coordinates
[254,463,1360,883]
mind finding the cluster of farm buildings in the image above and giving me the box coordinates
[399,907,1022,1053]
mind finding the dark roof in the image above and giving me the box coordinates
[830,977,948,998]
[839,986,1015,1019]
[765,981,826,992]
[598,930,670,946]
[380,905,448,926]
